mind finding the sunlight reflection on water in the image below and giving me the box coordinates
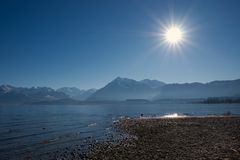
[162,113,187,118]
[139,113,188,119]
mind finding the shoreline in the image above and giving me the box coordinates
[87,116,240,159]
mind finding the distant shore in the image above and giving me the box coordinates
[87,116,240,159]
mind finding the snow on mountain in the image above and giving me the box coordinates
[57,87,96,100]
[0,85,69,104]
[0,85,15,94]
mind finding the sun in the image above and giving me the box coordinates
[149,20,190,53]
[164,26,183,44]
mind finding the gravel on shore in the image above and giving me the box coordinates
[87,117,240,160]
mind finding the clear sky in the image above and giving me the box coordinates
[0,0,240,89]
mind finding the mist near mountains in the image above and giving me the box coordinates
[0,85,96,104]
[57,87,97,100]
[1,77,240,105]
[88,77,165,101]
[88,77,240,101]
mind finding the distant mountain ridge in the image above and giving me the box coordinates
[140,79,165,89]
[0,85,97,105]
[0,85,68,104]
[88,77,240,101]
[87,77,165,101]
[57,87,96,100]
[1,78,240,104]
[155,79,240,99]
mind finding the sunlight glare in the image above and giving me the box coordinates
[165,27,183,44]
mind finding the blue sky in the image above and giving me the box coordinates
[0,0,240,89]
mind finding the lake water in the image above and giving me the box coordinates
[0,103,240,159]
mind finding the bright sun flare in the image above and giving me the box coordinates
[164,27,183,44]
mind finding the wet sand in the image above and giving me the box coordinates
[87,117,240,160]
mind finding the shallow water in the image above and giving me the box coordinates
[0,103,240,159]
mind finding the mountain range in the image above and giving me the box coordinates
[1,77,240,105]
[0,85,67,104]
[87,77,165,101]
[57,87,96,100]
[155,80,240,99]
[0,85,95,105]
[87,77,240,101]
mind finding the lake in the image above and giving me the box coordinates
[0,103,240,159]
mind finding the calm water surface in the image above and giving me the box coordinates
[0,103,240,159]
